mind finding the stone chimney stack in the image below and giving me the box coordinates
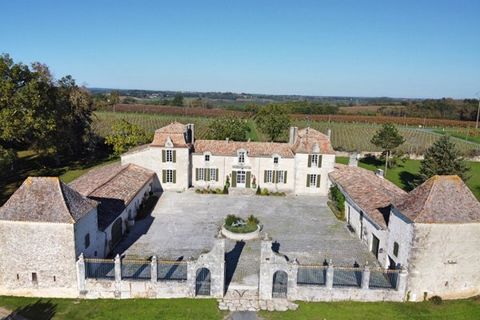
[186,123,195,144]
[375,169,385,178]
[327,128,332,140]
[348,153,358,167]
[288,127,298,144]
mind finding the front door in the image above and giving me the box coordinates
[371,234,380,259]
[111,218,123,247]
[236,170,246,188]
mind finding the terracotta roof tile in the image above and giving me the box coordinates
[329,164,406,229]
[194,140,295,158]
[291,127,335,154]
[0,177,97,223]
[394,175,480,223]
[151,122,188,148]
[69,163,155,230]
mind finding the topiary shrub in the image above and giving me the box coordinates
[223,185,229,194]
[429,295,443,305]
[261,188,270,196]
[256,185,261,195]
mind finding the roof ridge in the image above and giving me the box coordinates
[56,178,76,224]
[413,176,437,221]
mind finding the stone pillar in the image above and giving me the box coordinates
[326,261,334,289]
[396,268,408,294]
[151,256,157,283]
[76,253,86,293]
[361,265,370,290]
[114,254,122,298]
[259,236,273,300]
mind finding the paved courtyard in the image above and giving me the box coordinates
[116,191,378,271]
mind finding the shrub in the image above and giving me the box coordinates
[223,185,229,194]
[256,185,261,195]
[225,214,240,226]
[329,185,345,213]
[247,214,259,225]
[429,295,443,305]
[261,188,270,196]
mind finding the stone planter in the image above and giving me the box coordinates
[221,224,261,241]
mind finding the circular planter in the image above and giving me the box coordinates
[221,224,261,241]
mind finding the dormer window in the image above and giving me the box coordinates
[311,154,319,166]
[273,157,279,164]
[205,154,210,162]
[238,151,245,164]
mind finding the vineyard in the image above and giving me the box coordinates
[93,112,480,155]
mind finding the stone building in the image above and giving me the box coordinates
[123,122,336,195]
[330,164,480,301]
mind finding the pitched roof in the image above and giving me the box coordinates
[151,122,188,148]
[329,164,406,229]
[69,163,155,230]
[394,175,480,224]
[194,140,295,158]
[291,127,335,154]
[0,177,97,224]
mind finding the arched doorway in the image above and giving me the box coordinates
[195,268,211,296]
[272,270,288,298]
[111,218,123,247]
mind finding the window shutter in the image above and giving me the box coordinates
[274,171,278,183]
[231,171,237,187]
[306,174,310,187]
[195,168,199,181]
[307,155,312,167]
[173,170,176,183]
[316,174,320,188]
[264,170,267,183]
[284,171,287,184]
[246,172,251,188]
[215,169,219,181]
[162,150,166,163]
[173,150,177,163]
[318,155,322,168]
[206,168,210,181]
[162,170,166,183]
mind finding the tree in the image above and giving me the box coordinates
[370,124,405,174]
[109,91,120,105]
[172,94,184,107]
[255,104,291,141]
[417,135,470,183]
[105,120,150,155]
[0,146,15,173]
[208,117,249,141]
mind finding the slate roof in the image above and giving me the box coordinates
[291,127,335,154]
[394,175,480,223]
[194,140,295,158]
[151,122,189,148]
[69,163,155,230]
[0,177,97,224]
[329,164,407,229]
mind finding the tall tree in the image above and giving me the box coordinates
[208,117,249,141]
[370,123,405,174]
[105,120,150,155]
[418,135,470,183]
[172,94,184,107]
[255,104,291,141]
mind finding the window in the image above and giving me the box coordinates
[210,168,217,181]
[393,242,400,257]
[311,154,319,166]
[309,174,317,188]
[53,276,56,282]
[265,170,273,183]
[84,233,90,249]
[273,157,279,164]
[238,151,245,164]
[205,154,210,162]
[32,272,38,284]
[166,169,174,183]
[277,171,285,183]
[166,149,174,162]
[198,168,205,181]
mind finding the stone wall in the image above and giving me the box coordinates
[293,154,335,195]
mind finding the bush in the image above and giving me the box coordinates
[429,295,443,305]
[225,214,240,227]
[256,185,261,195]
[223,185,229,194]
[224,214,260,233]
[247,214,259,225]
[261,188,270,196]
[329,185,345,213]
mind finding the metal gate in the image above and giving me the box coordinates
[111,218,123,247]
[195,268,211,296]
[272,270,288,298]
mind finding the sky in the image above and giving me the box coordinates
[1,0,479,99]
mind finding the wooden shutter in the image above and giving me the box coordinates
[162,150,166,163]
[173,150,177,163]
[264,170,267,183]
[284,171,287,184]
[173,170,177,183]
[231,171,237,187]
[162,170,166,183]
[318,155,322,168]
[306,174,310,187]
[195,168,199,181]
[307,155,312,167]
[215,169,219,181]
[246,172,251,188]
[206,168,210,181]
[316,174,320,188]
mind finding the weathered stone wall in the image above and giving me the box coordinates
[293,154,335,195]
[74,209,106,259]
[407,223,480,301]
[386,208,414,268]
[0,221,79,298]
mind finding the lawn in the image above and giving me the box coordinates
[0,296,224,320]
[260,298,480,320]
[336,157,480,200]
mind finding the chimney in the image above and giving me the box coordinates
[327,128,332,140]
[348,153,358,167]
[226,138,229,144]
[186,123,195,144]
[375,169,384,178]
[288,127,298,144]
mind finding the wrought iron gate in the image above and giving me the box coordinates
[272,270,288,298]
[195,268,211,296]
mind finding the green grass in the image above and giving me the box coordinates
[260,299,480,320]
[336,157,480,200]
[0,296,224,320]
[433,128,480,145]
